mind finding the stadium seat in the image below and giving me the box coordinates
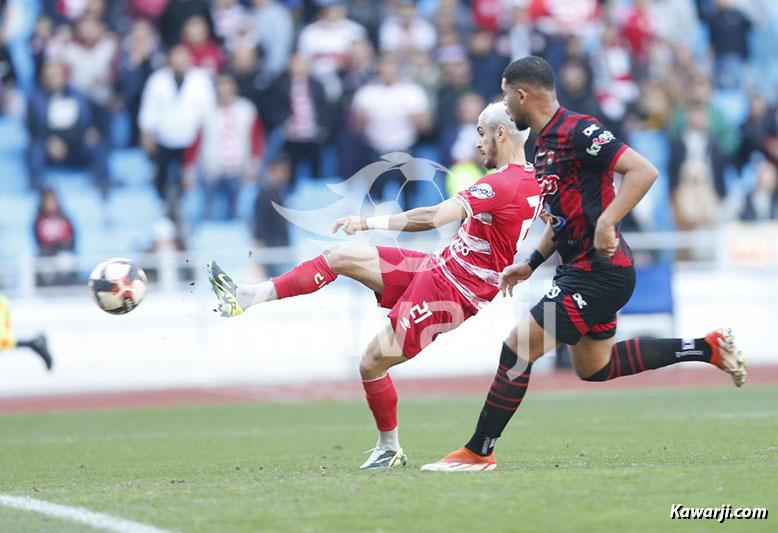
[106,185,163,227]
[0,153,30,193]
[191,220,252,252]
[42,168,93,190]
[712,89,749,127]
[0,117,28,154]
[621,263,674,315]
[109,148,153,187]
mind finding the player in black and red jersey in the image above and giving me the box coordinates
[422,56,746,472]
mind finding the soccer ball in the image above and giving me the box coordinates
[88,258,148,315]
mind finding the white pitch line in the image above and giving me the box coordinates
[0,494,172,533]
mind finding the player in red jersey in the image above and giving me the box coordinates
[209,102,543,469]
[423,56,746,472]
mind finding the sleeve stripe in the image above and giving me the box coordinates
[608,144,629,173]
[454,193,473,218]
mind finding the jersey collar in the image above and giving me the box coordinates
[538,106,564,138]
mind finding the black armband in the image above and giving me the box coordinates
[525,250,546,271]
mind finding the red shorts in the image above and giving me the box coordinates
[374,246,478,358]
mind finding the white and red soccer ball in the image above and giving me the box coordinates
[88,258,148,315]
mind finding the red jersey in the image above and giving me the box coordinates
[433,163,542,310]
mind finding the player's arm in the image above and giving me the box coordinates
[332,198,467,235]
[499,220,556,297]
[595,147,658,257]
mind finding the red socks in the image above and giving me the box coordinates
[362,374,398,431]
[271,255,337,299]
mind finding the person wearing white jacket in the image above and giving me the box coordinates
[139,45,216,219]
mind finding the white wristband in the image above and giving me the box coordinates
[365,215,391,230]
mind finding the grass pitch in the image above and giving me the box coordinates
[0,386,776,532]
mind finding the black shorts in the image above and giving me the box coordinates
[530,266,636,346]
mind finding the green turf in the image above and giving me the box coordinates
[0,386,776,532]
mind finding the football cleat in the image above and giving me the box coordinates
[421,447,497,472]
[208,261,244,317]
[359,447,408,470]
[705,328,746,388]
[30,334,53,371]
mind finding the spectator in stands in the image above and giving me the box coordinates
[159,0,213,48]
[667,74,741,159]
[467,29,508,103]
[351,53,431,202]
[33,187,77,286]
[407,48,441,107]
[226,42,272,124]
[738,92,777,168]
[378,0,436,62]
[591,23,639,132]
[26,61,110,194]
[62,16,118,137]
[621,0,654,67]
[30,14,55,82]
[703,0,752,89]
[253,153,291,277]
[211,0,247,48]
[349,0,390,46]
[527,0,601,70]
[508,2,532,61]
[181,15,224,75]
[556,58,601,119]
[126,0,169,22]
[647,0,700,53]
[671,159,721,230]
[117,17,164,146]
[0,30,22,118]
[438,90,483,169]
[264,54,332,184]
[44,0,103,23]
[443,91,486,195]
[669,103,727,227]
[740,157,778,221]
[250,0,294,78]
[436,57,473,144]
[298,0,366,101]
[139,45,215,222]
[184,73,265,220]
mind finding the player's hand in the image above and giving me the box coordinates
[332,215,367,235]
[594,219,618,258]
[498,262,533,297]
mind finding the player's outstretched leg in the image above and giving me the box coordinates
[209,245,382,317]
[11,334,53,371]
[422,313,558,472]
[579,329,746,387]
[359,325,409,470]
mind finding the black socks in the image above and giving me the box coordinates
[465,343,532,456]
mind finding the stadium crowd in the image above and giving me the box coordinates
[1,0,777,261]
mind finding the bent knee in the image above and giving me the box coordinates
[359,352,383,380]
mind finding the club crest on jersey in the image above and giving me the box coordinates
[586,130,615,156]
[538,174,559,196]
[468,183,495,199]
[535,150,555,167]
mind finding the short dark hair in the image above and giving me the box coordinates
[502,56,555,91]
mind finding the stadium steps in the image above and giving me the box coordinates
[109,148,153,187]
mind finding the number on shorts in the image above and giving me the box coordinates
[410,301,433,324]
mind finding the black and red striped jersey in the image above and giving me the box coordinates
[534,107,633,271]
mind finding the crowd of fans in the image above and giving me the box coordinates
[1,0,777,262]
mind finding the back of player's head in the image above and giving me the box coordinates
[503,56,555,92]
[478,102,530,147]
